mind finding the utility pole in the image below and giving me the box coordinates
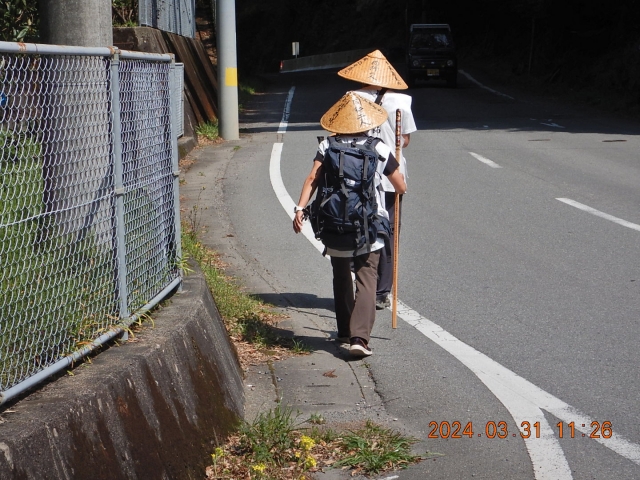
[39,0,112,47]
[36,0,113,237]
[216,0,240,140]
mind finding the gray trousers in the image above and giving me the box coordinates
[331,250,381,343]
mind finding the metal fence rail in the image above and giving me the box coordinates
[0,42,182,404]
[171,63,185,138]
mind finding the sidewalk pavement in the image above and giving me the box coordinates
[179,130,427,479]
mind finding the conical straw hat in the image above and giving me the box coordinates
[320,92,388,134]
[338,50,408,90]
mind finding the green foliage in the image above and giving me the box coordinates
[238,404,300,466]
[307,413,326,425]
[237,78,264,113]
[0,129,118,388]
[207,409,425,478]
[290,338,312,354]
[112,0,139,27]
[195,120,219,141]
[0,0,38,42]
[182,221,280,343]
[0,130,42,224]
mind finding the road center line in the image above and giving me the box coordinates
[269,88,640,479]
[469,151,502,168]
[557,198,640,232]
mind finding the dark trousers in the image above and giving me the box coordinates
[331,250,380,343]
[377,192,402,300]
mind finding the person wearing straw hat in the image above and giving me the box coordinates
[337,50,417,311]
[292,92,407,357]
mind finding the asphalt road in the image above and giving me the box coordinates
[227,68,640,479]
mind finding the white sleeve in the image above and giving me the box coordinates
[398,95,417,135]
[316,138,329,158]
[385,93,417,135]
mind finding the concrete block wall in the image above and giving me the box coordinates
[0,269,243,480]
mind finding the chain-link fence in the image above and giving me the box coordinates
[0,41,182,404]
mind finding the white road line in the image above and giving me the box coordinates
[459,70,515,100]
[396,301,640,471]
[269,142,325,254]
[469,151,502,168]
[557,198,640,232]
[277,86,296,134]
[541,122,565,129]
[269,88,640,479]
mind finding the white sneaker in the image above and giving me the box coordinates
[349,337,372,357]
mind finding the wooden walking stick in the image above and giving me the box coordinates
[392,109,402,329]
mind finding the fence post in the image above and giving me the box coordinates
[110,50,131,333]
[168,55,184,292]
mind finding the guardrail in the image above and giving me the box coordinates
[280,48,372,73]
[0,40,182,404]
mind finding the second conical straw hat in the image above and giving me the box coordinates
[320,91,388,134]
[338,50,409,90]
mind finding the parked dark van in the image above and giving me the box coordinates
[406,23,457,87]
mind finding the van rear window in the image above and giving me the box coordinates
[410,31,452,48]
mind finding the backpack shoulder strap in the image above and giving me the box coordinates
[367,137,381,148]
[363,136,382,158]
[374,88,388,105]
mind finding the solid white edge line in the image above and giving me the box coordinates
[269,142,325,255]
[459,70,515,100]
[469,151,502,168]
[269,87,640,478]
[397,300,640,467]
[397,301,571,479]
[277,86,296,134]
[557,198,640,232]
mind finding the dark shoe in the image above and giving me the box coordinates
[335,335,350,344]
[349,337,372,357]
[376,296,390,310]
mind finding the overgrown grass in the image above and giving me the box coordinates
[238,404,301,466]
[205,404,424,479]
[335,420,423,475]
[195,120,219,141]
[238,77,266,112]
[0,129,119,388]
[181,220,309,360]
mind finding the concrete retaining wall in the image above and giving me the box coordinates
[0,268,243,480]
[280,48,372,73]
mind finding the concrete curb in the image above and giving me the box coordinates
[0,269,244,480]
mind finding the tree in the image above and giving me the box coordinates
[0,0,39,42]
